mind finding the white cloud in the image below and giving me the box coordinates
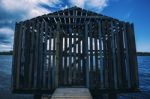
[1,0,109,20]
[0,44,12,52]
[0,0,109,52]
[0,27,14,51]
[69,0,108,11]
[0,0,61,20]
[0,27,14,36]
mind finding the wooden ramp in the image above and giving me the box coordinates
[51,88,93,99]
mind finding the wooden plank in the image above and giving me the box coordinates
[72,26,77,85]
[23,22,30,88]
[47,15,113,19]
[105,20,113,89]
[110,20,118,89]
[12,22,20,89]
[89,23,93,88]
[16,22,24,89]
[43,21,48,88]
[98,20,104,89]
[126,23,138,89]
[48,26,52,89]
[34,20,40,88]
[39,21,44,88]
[122,23,131,88]
[32,20,38,89]
[119,22,127,88]
[58,30,63,86]
[51,88,93,99]
[85,23,89,88]
[101,20,108,89]
[78,33,82,85]
[95,35,99,87]
[64,33,68,85]
[115,21,122,89]
[28,21,35,88]
[130,24,139,88]
[68,25,72,85]
[55,23,61,88]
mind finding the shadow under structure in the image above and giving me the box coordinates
[12,6,139,99]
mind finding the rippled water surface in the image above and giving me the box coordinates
[0,55,150,99]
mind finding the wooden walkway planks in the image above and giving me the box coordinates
[51,88,93,99]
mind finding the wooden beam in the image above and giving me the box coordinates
[55,23,61,88]
[85,23,89,88]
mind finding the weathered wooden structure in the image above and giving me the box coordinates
[12,6,139,95]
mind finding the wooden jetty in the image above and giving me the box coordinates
[51,88,92,99]
[12,6,139,99]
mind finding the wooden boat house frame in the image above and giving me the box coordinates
[12,6,139,95]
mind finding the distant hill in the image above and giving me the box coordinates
[137,52,150,56]
[0,51,13,55]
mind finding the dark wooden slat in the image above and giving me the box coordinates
[115,21,122,89]
[28,21,35,88]
[43,21,48,88]
[130,24,139,88]
[16,22,24,89]
[102,20,108,88]
[89,23,94,88]
[85,23,89,88]
[64,35,68,85]
[68,25,72,85]
[33,20,40,88]
[48,27,52,89]
[55,23,61,88]
[12,23,20,89]
[98,21,104,88]
[110,21,118,89]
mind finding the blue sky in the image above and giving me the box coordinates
[0,0,150,52]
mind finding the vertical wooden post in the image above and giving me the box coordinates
[64,31,67,85]
[123,23,131,88]
[55,23,61,88]
[130,23,139,88]
[68,25,72,85]
[126,23,139,89]
[111,20,117,89]
[85,23,89,88]
[12,22,20,89]
[43,20,48,88]
[16,22,23,89]
[89,23,93,89]
[98,20,103,88]
[35,20,40,88]
[48,26,52,89]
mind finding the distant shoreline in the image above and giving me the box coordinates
[0,51,150,56]
[137,52,150,56]
[0,51,13,55]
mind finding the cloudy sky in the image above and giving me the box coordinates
[0,0,150,52]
